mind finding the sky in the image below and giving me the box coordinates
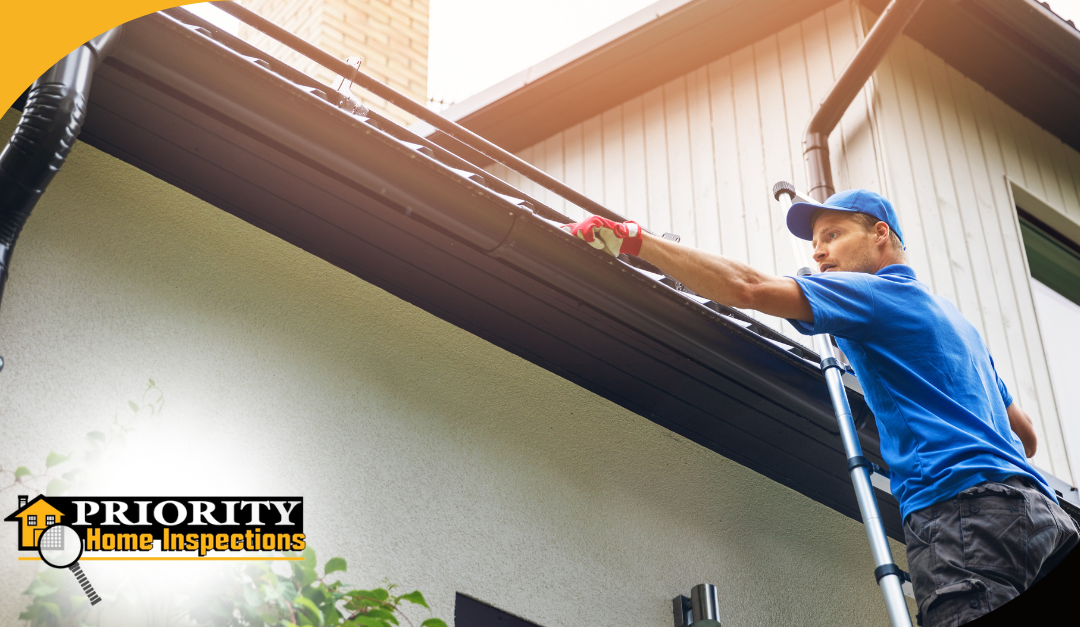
[426,0,656,105]
[187,0,1080,107]
[1046,0,1080,27]
[186,0,658,106]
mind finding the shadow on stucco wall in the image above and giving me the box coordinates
[0,108,914,627]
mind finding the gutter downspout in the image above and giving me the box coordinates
[804,0,924,202]
[0,28,124,334]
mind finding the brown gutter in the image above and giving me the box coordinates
[804,0,925,202]
[211,1,629,224]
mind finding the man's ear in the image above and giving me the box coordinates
[875,221,891,246]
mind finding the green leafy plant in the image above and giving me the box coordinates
[185,548,447,627]
[17,568,97,627]
[14,380,165,626]
[2,379,164,496]
[14,382,446,627]
[18,548,447,627]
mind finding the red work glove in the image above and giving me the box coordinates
[560,216,644,257]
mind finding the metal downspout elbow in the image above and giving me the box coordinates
[0,27,124,323]
[803,0,925,202]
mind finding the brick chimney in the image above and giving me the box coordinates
[239,0,429,127]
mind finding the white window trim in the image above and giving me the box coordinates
[1007,178,1080,491]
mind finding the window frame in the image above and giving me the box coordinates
[1011,179,1080,493]
[1018,209,1080,308]
[455,593,545,627]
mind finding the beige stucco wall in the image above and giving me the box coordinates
[0,108,913,625]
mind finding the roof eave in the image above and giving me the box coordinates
[419,0,1080,155]
[416,0,841,157]
[65,9,913,538]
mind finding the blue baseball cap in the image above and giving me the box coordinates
[786,189,904,248]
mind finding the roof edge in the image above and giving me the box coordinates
[957,0,1080,81]
[418,0,1080,154]
[411,0,842,151]
[416,0,699,132]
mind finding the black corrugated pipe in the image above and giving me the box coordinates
[804,0,924,202]
[0,28,124,339]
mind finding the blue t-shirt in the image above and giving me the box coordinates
[787,264,1056,520]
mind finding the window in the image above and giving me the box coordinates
[27,515,37,526]
[455,593,545,627]
[45,515,55,526]
[1021,214,1080,308]
[1019,210,1080,488]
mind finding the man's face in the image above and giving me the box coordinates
[811,210,880,274]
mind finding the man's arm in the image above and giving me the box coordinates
[1007,402,1038,458]
[638,231,813,322]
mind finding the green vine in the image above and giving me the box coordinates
[1,379,164,496]
[184,550,447,627]
[13,382,447,627]
[20,548,447,627]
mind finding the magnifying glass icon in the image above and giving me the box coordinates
[37,524,101,605]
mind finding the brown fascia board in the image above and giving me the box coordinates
[867,0,1080,152]
[428,0,708,125]
[425,0,1080,157]
[418,0,839,156]
[65,9,911,539]
[974,0,1080,75]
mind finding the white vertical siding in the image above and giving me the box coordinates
[869,7,1079,480]
[486,0,1079,482]
[642,85,672,234]
[687,67,721,253]
[492,1,876,336]
[622,98,650,225]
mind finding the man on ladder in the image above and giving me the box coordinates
[561,189,1078,626]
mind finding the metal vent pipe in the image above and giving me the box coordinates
[804,0,925,202]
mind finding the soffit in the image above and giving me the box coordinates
[875,0,1080,152]
[427,0,1080,154]
[422,0,840,155]
[62,9,914,539]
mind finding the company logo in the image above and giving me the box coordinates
[7,495,305,557]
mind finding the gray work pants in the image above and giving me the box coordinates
[904,475,1079,627]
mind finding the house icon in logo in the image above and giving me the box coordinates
[5,495,65,550]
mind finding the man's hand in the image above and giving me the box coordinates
[1007,402,1038,458]
[560,216,643,257]
[560,217,811,321]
